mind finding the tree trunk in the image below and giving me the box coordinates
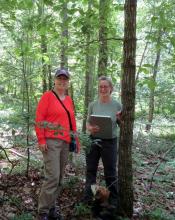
[60,1,69,96]
[145,31,162,131]
[136,25,152,81]
[48,64,52,90]
[21,35,30,177]
[118,0,137,218]
[82,0,94,132]
[38,0,48,93]
[41,34,47,93]
[98,0,110,77]
[60,1,68,68]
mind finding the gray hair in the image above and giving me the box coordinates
[98,75,113,94]
[98,76,113,88]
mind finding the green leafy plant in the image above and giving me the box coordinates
[9,196,22,207]
[74,202,91,216]
[0,151,6,159]
[63,176,79,188]
[11,213,33,220]
[78,132,92,153]
[142,208,175,220]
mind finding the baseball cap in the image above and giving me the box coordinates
[55,68,70,78]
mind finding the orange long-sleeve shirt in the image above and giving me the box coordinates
[35,91,78,147]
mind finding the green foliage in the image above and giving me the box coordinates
[135,110,147,119]
[74,202,91,216]
[138,77,157,90]
[17,0,34,10]
[0,1,175,218]
[78,132,92,153]
[142,208,175,220]
[118,218,129,220]
[133,151,143,168]
[9,195,22,206]
[78,132,105,154]
[167,160,175,169]
[158,132,175,141]
[43,0,54,6]
[0,151,6,159]
[11,213,33,220]
[63,176,79,188]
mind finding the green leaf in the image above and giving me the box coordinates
[43,0,53,6]
[139,67,150,74]
[143,64,153,68]
[143,78,157,90]
[53,5,60,11]
[18,0,33,9]
[43,55,50,64]
[38,26,47,35]
[151,16,158,23]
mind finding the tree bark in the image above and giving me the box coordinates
[60,1,68,68]
[98,0,110,76]
[82,0,94,132]
[38,0,48,93]
[136,25,152,81]
[41,34,47,93]
[145,31,162,131]
[118,0,137,217]
[20,34,30,177]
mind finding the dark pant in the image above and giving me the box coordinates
[85,137,118,205]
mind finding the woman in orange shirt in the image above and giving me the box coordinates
[35,68,79,220]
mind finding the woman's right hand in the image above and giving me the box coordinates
[87,124,100,134]
[116,111,122,121]
[38,144,48,152]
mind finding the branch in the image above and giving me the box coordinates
[0,145,12,163]
[136,25,152,81]
[8,149,28,159]
[70,37,123,48]
[0,145,20,175]
[149,144,175,189]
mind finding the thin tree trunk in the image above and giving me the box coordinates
[21,35,30,177]
[41,34,47,93]
[60,1,69,96]
[118,0,137,217]
[82,0,94,132]
[136,25,152,81]
[98,0,109,76]
[38,0,48,93]
[145,31,162,131]
[48,64,52,90]
[60,1,68,68]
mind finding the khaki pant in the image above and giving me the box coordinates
[38,138,69,214]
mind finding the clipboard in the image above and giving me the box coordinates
[89,115,112,139]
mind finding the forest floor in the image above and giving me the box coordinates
[0,121,175,220]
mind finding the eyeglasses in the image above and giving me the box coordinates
[99,85,110,89]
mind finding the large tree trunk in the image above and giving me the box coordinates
[118,0,137,218]
[98,0,110,76]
